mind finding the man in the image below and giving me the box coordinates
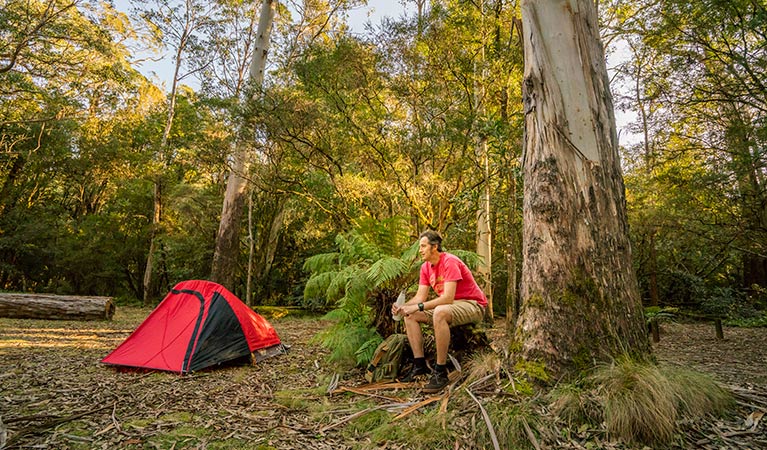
[391,230,487,393]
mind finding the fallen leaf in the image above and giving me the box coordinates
[744,410,764,431]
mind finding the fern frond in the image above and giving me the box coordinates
[355,335,384,366]
[303,252,339,273]
[338,231,381,263]
[314,321,380,366]
[304,271,337,301]
[366,256,409,288]
[401,240,421,267]
[450,249,482,270]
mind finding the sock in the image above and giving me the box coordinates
[435,363,448,374]
[413,357,426,369]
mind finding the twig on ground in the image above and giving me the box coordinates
[439,388,451,414]
[466,388,500,450]
[110,402,124,435]
[522,417,542,450]
[327,373,340,393]
[320,405,390,433]
[393,396,443,421]
[4,402,115,448]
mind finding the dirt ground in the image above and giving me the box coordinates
[1,308,766,449]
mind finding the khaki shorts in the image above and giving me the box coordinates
[424,300,485,326]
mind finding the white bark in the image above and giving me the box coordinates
[516,0,648,376]
[211,0,276,289]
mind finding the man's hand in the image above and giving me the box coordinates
[392,303,419,317]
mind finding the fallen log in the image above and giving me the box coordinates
[0,293,115,321]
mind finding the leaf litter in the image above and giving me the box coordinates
[0,309,765,449]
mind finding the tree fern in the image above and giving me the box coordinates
[303,217,420,367]
[303,271,337,302]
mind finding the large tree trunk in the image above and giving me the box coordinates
[210,0,276,290]
[0,293,115,321]
[515,0,649,378]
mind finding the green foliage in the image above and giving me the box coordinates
[480,401,542,450]
[312,320,380,367]
[611,0,767,316]
[365,409,459,450]
[701,287,763,321]
[644,306,678,324]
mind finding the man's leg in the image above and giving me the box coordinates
[400,312,430,382]
[432,305,453,365]
[403,311,429,357]
[423,301,484,393]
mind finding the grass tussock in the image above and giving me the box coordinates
[365,408,458,449]
[465,351,502,385]
[480,400,542,450]
[549,357,733,446]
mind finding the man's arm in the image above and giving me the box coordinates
[422,281,456,310]
[407,284,431,305]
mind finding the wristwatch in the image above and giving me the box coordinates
[418,302,424,312]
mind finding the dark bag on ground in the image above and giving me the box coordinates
[365,333,410,382]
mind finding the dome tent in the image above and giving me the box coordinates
[102,280,285,373]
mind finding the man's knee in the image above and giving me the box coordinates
[405,312,428,325]
[432,305,452,324]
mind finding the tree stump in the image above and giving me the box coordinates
[0,293,115,321]
[450,322,492,359]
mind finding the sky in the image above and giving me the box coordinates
[118,0,408,91]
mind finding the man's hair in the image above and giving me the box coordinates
[419,230,443,252]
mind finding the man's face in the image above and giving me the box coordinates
[419,237,437,262]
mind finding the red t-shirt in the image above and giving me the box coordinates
[419,252,488,307]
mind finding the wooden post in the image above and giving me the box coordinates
[0,293,115,321]
[715,318,724,340]
[650,318,660,343]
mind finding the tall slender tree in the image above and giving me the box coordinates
[138,0,216,304]
[210,0,277,290]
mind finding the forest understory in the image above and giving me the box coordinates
[1,308,765,449]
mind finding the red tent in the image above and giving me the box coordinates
[102,280,285,374]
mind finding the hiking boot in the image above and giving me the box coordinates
[399,364,429,382]
[422,370,449,393]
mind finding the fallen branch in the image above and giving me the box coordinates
[466,388,500,450]
[336,381,416,392]
[332,387,403,402]
[393,396,443,421]
[4,402,115,448]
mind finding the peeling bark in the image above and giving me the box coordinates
[515,0,649,378]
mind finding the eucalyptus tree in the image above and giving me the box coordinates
[133,0,219,304]
[208,0,367,296]
[515,0,649,378]
[209,0,276,293]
